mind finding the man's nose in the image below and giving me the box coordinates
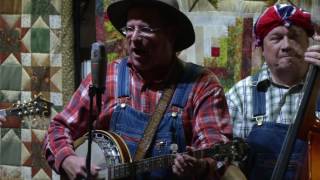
[281,36,292,51]
[130,29,141,40]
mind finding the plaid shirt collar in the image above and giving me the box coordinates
[254,63,304,92]
[127,57,183,90]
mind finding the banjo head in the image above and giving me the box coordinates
[74,130,131,168]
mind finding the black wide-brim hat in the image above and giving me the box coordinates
[107,0,195,52]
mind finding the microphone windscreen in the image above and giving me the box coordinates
[91,42,106,90]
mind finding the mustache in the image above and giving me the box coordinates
[280,48,305,59]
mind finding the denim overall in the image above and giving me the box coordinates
[110,59,201,179]
[245,74,316,180]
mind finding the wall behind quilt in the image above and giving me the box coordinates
[0,0,74,179]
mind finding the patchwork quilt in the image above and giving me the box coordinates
[0,0,312,179]
[0,0,74,179]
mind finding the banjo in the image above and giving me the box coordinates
[70,130,249,180]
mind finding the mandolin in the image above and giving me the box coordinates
[0,95,52,120]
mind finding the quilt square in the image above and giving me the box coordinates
[31,28,49,53]
[0,28,21,53]
[0,165,23,180]
[0,128,21,166]
[0,65,22,91]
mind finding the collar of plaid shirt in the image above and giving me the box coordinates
[255,63,304,91]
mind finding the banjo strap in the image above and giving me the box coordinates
[133,61,183,161]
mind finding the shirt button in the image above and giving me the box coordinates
[171,112,177,117]
[120,103,126,108]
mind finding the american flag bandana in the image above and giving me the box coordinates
[254,3,315,46]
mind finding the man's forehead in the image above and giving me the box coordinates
[268,25,307,35]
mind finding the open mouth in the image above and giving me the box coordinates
[132,48,146,56]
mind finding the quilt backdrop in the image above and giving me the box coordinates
[0,0,74,179]
[0,0,311,180]
[96,0,311,91]
[96,0,265,91]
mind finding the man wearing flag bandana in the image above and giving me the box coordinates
[226,2,320,180]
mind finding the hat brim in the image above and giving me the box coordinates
[107,0,195,52]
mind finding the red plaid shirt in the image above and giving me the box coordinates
[43,59,232,173]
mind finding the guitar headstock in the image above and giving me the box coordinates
[211,137,249,163]
[8,95,53,118]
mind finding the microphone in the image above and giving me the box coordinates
[91,42,106,91]
[87,42,107,180]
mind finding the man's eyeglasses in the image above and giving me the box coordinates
[121,26,161,38]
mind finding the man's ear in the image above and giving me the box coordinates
[261,47,265,58]
[165,26,178,49]
[168,26,178,40]
[313,24,320,41]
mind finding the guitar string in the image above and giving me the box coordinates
[91,138,246,178]
[96,147,218,178]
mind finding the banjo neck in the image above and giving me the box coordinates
[107,153,175,179]
[104,143,239,179]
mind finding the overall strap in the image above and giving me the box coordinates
[171,63,203,108]
[252,73,266,125]
[317,96,320,112]
[169,62,202,153]
[133,61,183,161]
[117,58,130,97]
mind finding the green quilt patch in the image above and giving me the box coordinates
[0,65,22,90]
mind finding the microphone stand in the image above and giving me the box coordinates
[86,41,106,180]
[86,85,104,180]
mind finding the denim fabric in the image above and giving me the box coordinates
[246,73,307,180]
[110,59,200,179]
[246,123,306,180]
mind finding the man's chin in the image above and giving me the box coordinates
[277,64,297,71]
[129,56,145,67]
[131,60,151,72]
[275,62,307,74]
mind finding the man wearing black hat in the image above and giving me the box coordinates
[43,0,232,179]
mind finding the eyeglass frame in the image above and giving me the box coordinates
[121,26,161,38]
